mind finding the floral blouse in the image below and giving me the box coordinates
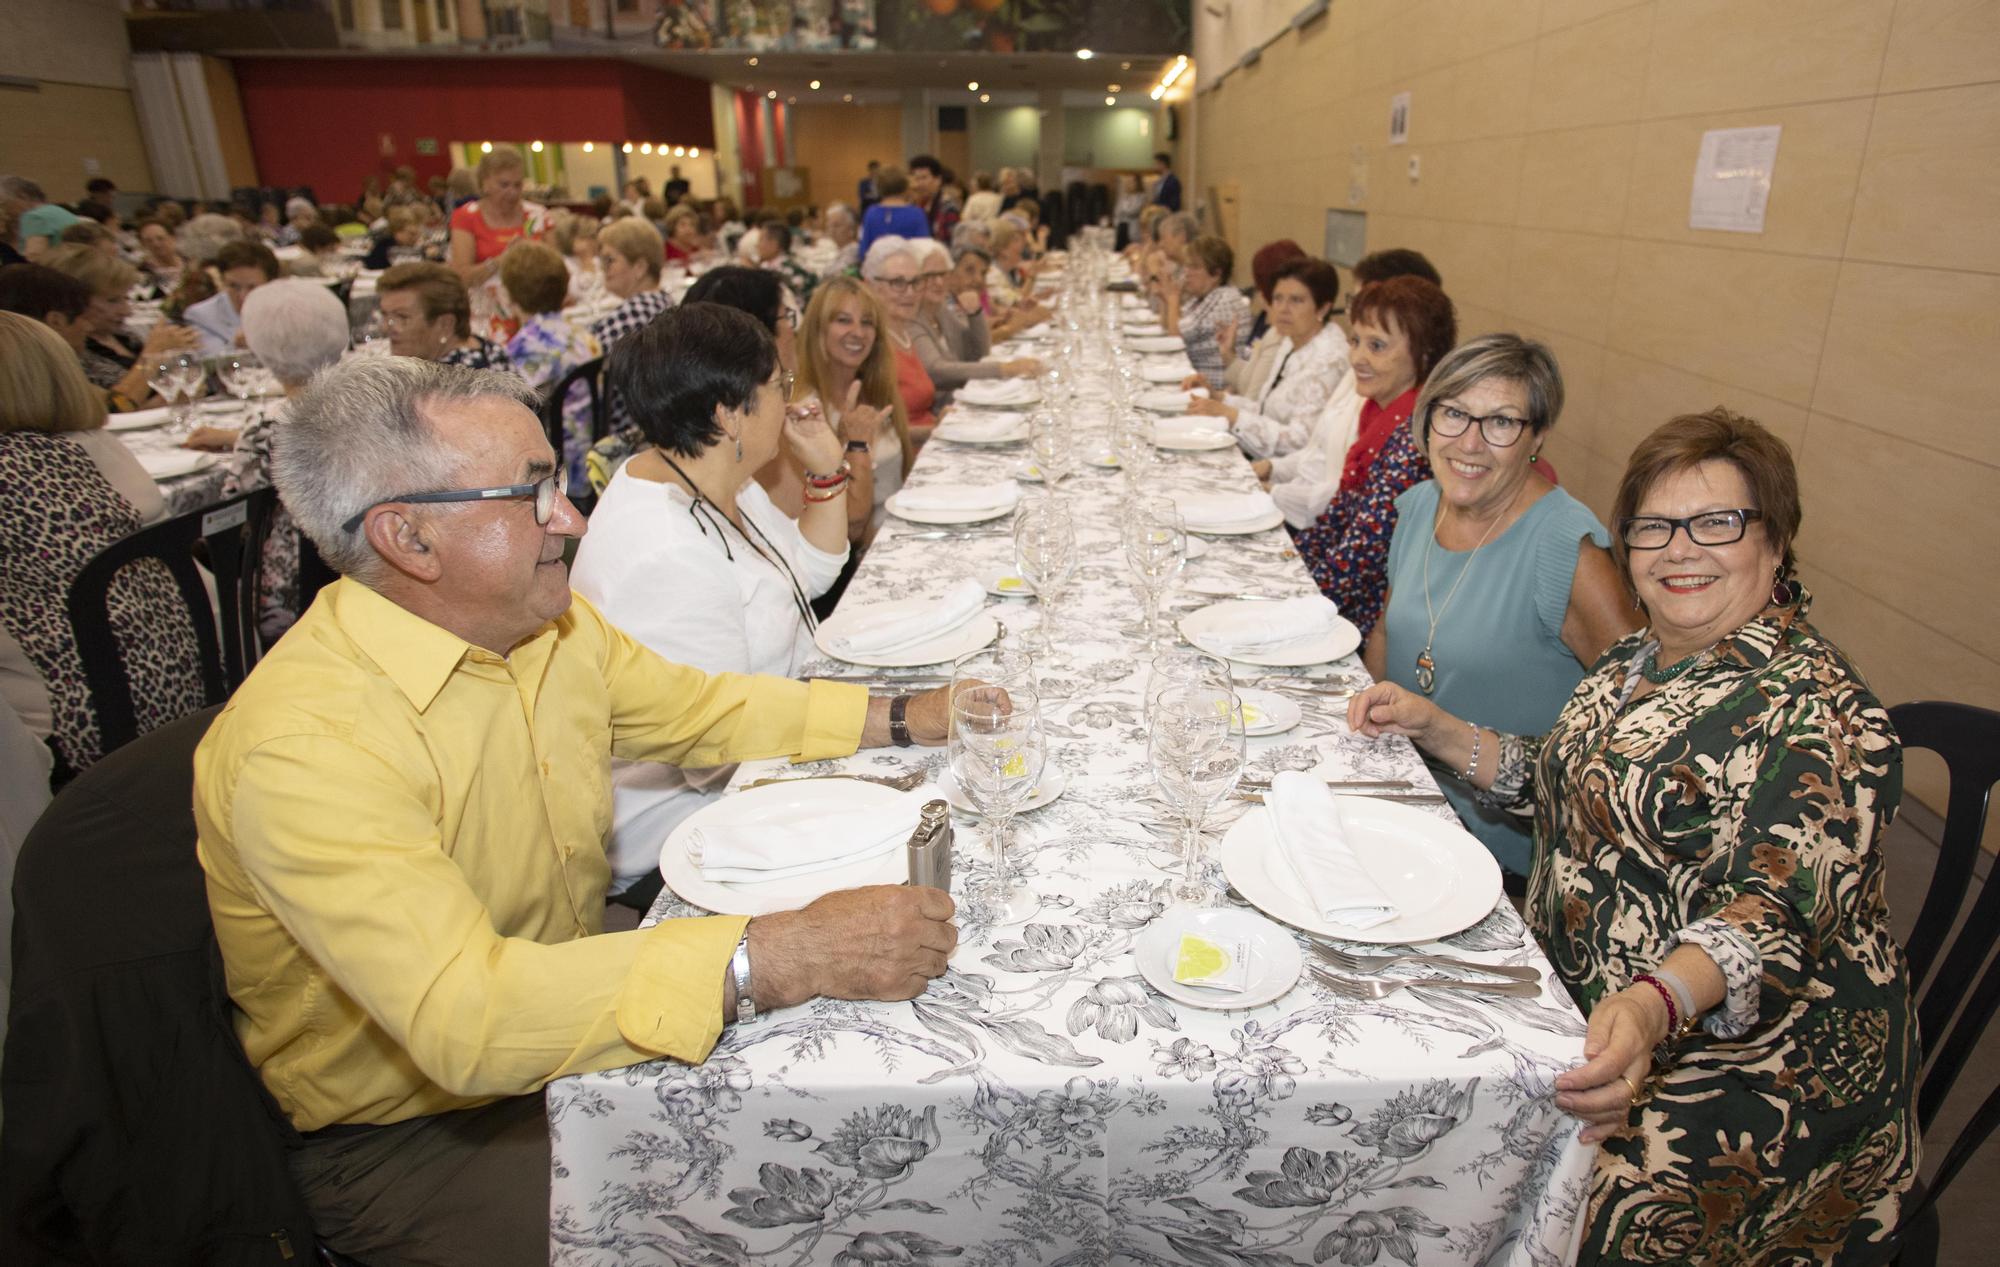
[507,312,603,486]
[1225,321,1350,460]
[220,405,301,643]
[1292,422,1430,638]
[1485,594,1917,1265]
[439,337,512,372]
[1178,284,1251,391]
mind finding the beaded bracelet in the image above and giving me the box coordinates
[1632,972,1696,1044]
[1461,722,1482,783]
[804,459,852,489]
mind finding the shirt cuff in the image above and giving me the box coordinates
[615,914,750,1061]
[1671,918,1762,1039]
[797,678,869,762]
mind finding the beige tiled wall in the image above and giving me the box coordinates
[1194,0,1999,831]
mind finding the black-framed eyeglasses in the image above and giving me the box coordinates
[1429,403,1532,448]
[1617,508,1763,550]
[341,468,570,534]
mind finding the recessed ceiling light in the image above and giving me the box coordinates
[1076,49,1094,60]
[767,89,777,99]
[1105,96,1115,106]
[809,79,821,89]
[843,93,854,102]
[581,141,593,153]
[673,146,685,156]
[1122,61,1132,71]
[689,147,699,158]
[639,142,652,154]
[621,142,634,153]
[967,81,979,91]
[1108,84,1122,92]
[747,57,758,66]
[479,141,492,153]
[529,140,543,152]
[979,93,991,103]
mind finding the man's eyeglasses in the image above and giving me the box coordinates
[342,469,570,534]
[1429,403,1532,448]
[1617,508,1763,550]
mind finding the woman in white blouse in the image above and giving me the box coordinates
[569,302,852,904]
[1184,257,1350,460]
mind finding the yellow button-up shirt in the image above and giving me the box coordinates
[194,579,867,1131]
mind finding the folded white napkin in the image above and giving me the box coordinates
[1141,362,1194,384]
[1177,490,1280,529]
[1126,335,1185,352]
[1119,296,1153,311]
[1135,388,1193,413]
[893,481,1020,514]
[828,578,986,656]
[687,788,934,883]
[106,406,174,432]
[936,413,1027,441]
[135,449,217,480]
[1193,595,1338,652]
[958,378,1040,406]
[1266,772,1399,930]
[1154,414,1230,438]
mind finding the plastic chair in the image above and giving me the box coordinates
[540,354,607,450]
[1870,701,2000,1266]
[66,486,278,758]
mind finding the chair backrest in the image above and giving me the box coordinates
[66,486,278,757]
[296,532,339,611]
[1886,700,2000,1236]
[540,354,608,452]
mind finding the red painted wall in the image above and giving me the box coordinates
[233,57,714,202]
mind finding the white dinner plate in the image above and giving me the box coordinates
[985,571,1034,598]
[814,610,999,668]
[1135,389,1193,413]
[1234,687,1303,737]
[956,382,1042,408]
[1154,429,1238,452]
[660,781,913,916]
[934,422,1029,445]
[1219,800,1502,944]
[1134,907,1304,1010]
[1178,600,1361,667]
[1183,508,1287,535]
[106,407,173,432]
[884,493,1018,525]
[935,764,1069,817]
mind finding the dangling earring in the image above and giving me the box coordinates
[735,434,744,462]
[1770,565,1795,607]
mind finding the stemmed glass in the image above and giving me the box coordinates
[150,352,205,434]
[1028,409,1075,492]
[1113,408,1153,491]
[949,683,1047,925]
[217,352,263,423]
[1143,649,1233,724]
[1122,497,1187,648]
[1149,682,1248,907]
[1014,496,1076,654]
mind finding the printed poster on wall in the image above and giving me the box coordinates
[1689,125,1782,234]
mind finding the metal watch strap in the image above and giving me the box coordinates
[730,934,755,1026]
[889,694,915,747]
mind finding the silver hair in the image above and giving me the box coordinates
[273,357,536,581]
[950,219,991,250]
[240,280,350,388]
[284,196,317,221]
[1158,211,1198,243]
[909,237,950,267]
[861,235,919,280]
[178,212,245,265]
[823,203,856,226]
[1413,332,1565,447]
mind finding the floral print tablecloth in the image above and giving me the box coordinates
[548,395,1596,1266]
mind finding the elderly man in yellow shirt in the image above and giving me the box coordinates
[194,356,960,1266]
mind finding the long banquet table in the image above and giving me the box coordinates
[548,334,1596,1267]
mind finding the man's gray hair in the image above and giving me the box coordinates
[178,212,245,265]
[274,357,537,580]
[241,280,350,388]
[861,235,918,280]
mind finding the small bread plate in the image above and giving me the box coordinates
[936,763,1069,817]
[1135,907,1304,1010]
[1219,799,1503,943]
[198,397,240,414]
[1178,600,1362,667]
[1013,463,1045,483]
[814,609,1000,669]
[1085,450,1122,469]
[1153,428,1237,452]
[1234,687,1303,737]
[985,571,1035,598]
[956,382,1042,408]
[884,492,1019,525]
[661,780,909,916]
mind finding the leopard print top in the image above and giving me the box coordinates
[0,431,206,773]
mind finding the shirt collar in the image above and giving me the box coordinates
[329,579,476,713]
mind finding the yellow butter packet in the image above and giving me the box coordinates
[997,576,1027,592]
[1173,933,1252,992]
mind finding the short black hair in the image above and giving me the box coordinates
[1353,248,1441,289]
[681,266,786,334]
[86,177,117,195]
[215,239,282,279]
[908,154,943,177]
[0,263,93,322]
[1272,257,1341,310]
[761,222,793,253]
[609,302,777,460]
[298,224,341,253]
[1153,152,1173,167]
[74,200,118,225]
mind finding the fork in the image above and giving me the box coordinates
[1310,944,1542,983]
[1310,967,1541,999]
[739,770,929,792]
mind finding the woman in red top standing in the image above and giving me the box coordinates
[861,236,938,438]
[448,148,548,343]
[1293,276,1457,637]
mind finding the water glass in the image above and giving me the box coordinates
[1148,682,1247,906]
[1028,410,1075,491]
[217,352,262,419]
[1122,499,1187,648]
[1013,498,1076,653]
[949,687,1047,925]
[1143,649,1233,724]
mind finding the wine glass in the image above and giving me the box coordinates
[949,685,1046,925]
[1013,497,1076,654]
[1028,409,1075,493]
[1123,499,1187,649]
[1149,682,1247,907]
[1112,408,1153,490]
[1143,649,1233,724]
[217,352,262,422]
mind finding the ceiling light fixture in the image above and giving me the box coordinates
[672,146,685,156]
[767,89,777,99]
[621,141,633,153]
[689,147,700,158]
[1105,96,1116,106]
[581,141,593,153]
[747,56,758,67]
[479,141,492,153]
[843,93,854,102]
[1108,84,1122,92]
[979,93,991,103]
[809,79,821,89]
[967,80,979,91]
[639,142,652,154]
[1076,49,1094,60]
[529,140,543,152]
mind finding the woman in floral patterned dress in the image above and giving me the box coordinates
[501,241,602,487]
[1346,409,1916,1265]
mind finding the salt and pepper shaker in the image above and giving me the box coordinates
[906,799,953,892]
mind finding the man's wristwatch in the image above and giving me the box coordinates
[889,694,915,747]
[730,933,756,1025]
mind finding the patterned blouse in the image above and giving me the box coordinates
[220,405,301,643]
[439,338,512,372]
[1292,422,1430,638]
[0,431,206,776]
[507,313,603,486]
[592,289,676,448]
[1178,283,1250,391]
[1486,594,1916,1265]
[1226,321,1350,460]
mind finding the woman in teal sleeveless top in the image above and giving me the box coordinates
[1362,334,1638,875]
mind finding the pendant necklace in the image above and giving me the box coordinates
[1415,489,1517,695]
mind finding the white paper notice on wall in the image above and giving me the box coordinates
[1689,125,1782,233]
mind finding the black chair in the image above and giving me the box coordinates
[540,354,607,450]
[66,486,279,759]
[1869,701,2000,1266]
[297,534,339,612]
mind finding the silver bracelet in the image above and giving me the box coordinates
[730,934,756,1026]
[1461,722,1482,783]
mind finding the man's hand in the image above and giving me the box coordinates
[748,885,958,1008]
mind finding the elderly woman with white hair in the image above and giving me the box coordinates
[224,277,354,639]
[860,235,938,435]
[907,238,1038,406]
[276,197,318,246]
